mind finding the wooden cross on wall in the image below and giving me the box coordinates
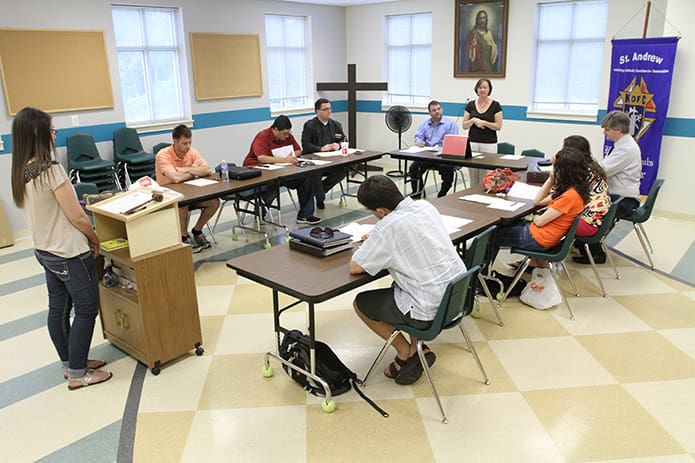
[316,64,387,148]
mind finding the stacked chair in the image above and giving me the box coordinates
[67,134,120,192]
[113,127,155,187]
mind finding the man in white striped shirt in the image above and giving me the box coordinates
[349,175,466,385]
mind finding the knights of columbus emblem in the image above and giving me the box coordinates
[612,76,655,142]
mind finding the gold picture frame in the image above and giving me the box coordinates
[454,0,509,78]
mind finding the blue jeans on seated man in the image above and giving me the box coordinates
[34,249,100,378]
[492,221,548,264]
[260,176,316,219]
[313,169,346,205]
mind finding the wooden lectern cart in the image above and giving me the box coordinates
[87,188,203,375]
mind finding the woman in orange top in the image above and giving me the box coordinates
[492,147,589,263]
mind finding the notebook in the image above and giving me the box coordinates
[440,134,472,160]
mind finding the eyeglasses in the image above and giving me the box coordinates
[318,107,332,112]
[50,129,57,135]
[310,226,335,239]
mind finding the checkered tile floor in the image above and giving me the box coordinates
[2,162,694,462]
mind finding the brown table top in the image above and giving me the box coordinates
[166,150,383,206]
[388,149,530,171]
[432,184,540,224]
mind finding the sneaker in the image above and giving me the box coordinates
[296,215,321,225]
[183,235,203,253]
[192,231,212,249]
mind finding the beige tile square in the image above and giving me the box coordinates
[421,392,564,462]
[307,399,435,463]
[228,283,297,314]
[214,312,306,355]
[195,284,235,316]
[133,411,194,463]
[139,355,211,412]
[577,332,695,382]
[489,337,616,390]
[194,261,237,286]
[197,354,307,409]
[553,296,651,335]
[625,379,695,453]
[614,293,695,329]
[524,385,684,462]
[590,456,695,463]
[181,407,306,463]
[476,300,570,340]
[409,341,518,397]
[575,266,678,296]
[0,255,42,283]
[660,328,695,360]
[198,315,225,357]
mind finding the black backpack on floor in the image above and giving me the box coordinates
[279,330,388,418]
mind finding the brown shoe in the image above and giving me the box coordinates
[67,369,113,390]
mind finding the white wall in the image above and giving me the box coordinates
[347,0,695,217]
[0,0,347,232]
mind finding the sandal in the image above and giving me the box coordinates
[395,354,424,385]
[67,369,113,390]
[422,344,436,368]
[63,359,108,379]
[384,355,408,379]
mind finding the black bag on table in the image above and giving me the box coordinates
[279,329,388,417]
[215,162,261,180]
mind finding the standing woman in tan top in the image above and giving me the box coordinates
[10,107,112,390]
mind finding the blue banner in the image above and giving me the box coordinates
[606,37,678,195]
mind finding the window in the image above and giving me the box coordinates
[385,13,432,107]
[265,14,311,112]
[112,6,187,126]
[530,0,608,115]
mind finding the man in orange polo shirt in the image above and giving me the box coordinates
[155,125,219,253]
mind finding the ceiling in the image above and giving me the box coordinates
[277,0,397,6]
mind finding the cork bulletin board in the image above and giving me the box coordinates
[0,29,114,115]
[190,32,263,100]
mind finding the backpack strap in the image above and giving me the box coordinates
[350,378,389,418]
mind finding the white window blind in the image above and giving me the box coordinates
[265,14,311,112]
[385,12,432,107]
[112,6,186,126]
[531,0,608,115]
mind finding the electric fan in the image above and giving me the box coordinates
[385,105,412,177]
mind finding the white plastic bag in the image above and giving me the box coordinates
[520,268,562,310]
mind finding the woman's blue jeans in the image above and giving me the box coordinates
[35,250,100,377]
[492,221,548,262]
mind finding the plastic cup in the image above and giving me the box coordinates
[341,142,349,156]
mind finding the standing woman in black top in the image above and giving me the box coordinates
[462,78,503,184]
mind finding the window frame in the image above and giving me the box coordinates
[264,14,313,115]
[112,4,192,133]
[528,0,608,120]
[382,12,433,110]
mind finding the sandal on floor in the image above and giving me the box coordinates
[421,344,436,368]
[63,359,108,379]
[67,369,113,390]
[384,355,408,379]
[395,354,424,385]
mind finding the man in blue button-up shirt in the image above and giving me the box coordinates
[409,100,459,198]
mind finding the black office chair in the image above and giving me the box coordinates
[361,265,488,424]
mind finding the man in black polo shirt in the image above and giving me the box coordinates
[301,98,347,209]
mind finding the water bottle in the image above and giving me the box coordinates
[220,160,229,182]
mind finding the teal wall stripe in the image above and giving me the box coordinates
[2,99,694,155]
